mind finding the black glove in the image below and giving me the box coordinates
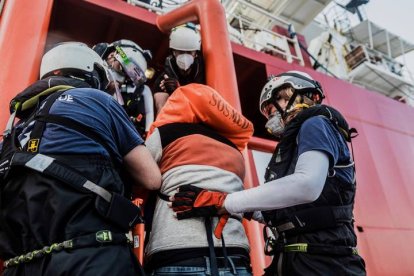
[163,78,180,95]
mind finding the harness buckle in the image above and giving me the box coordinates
[283,243,359,255]
[263,225,283,256]
[96,230,113,243]
[276,221,296,232]
[62,240,74,249]
[284,243,308,253]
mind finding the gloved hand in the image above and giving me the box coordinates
[171,184,229,239]
[160,74,180,95]
[163,78,180,95]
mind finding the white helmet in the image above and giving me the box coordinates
[40,42,109,90]
[111,40,152,86]
[259,70,325,117]
[169,24,201,51]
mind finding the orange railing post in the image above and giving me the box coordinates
[132,198,145,265]
[157,1,266,274]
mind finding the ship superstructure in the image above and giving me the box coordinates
[129,0,414,106]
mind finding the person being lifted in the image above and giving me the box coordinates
[153,23,205,114]
[94,39,154,138]
[170,71,366,275]
[144,83,254,276]
[0,42,161,276]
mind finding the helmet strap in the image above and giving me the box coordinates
[274,102,285,118]
[293,103,310,109]
[269,93,287,118]
[91,74,101,90]
[283,90,299,119]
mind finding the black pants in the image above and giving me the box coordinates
[264,252,366,276]
[3,245,143,276]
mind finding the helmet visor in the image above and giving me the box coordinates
[104,68,124,106]
[114,46,147,86]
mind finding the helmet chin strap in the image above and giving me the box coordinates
[278,93,311,122]
[293,103,310,109]
[92,75,101,90]
[272,100,286,118]
[283,90,299,119]
[270,90,298,121]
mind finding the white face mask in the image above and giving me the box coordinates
[176,54,194,71]
[265,112,285,137]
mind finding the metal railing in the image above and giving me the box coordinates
[127,0,305,66]
[223,0,304,65]
[127,0,167,14]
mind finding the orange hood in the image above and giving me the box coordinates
[148,83,253,151]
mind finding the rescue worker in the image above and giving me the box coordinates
[0,42,161,275]
[153,23,205,114]
[170,71,366,275]
[144,84,254,276]
[93,39,154,138]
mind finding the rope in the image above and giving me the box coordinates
[4,240,74,268]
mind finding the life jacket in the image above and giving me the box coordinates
[262,105,357,242]
[0,79,141,260]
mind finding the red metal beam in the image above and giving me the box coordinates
[156,0,240,110]
[248,136,277,153]
[0,0,54,131]
[0,0,54,270]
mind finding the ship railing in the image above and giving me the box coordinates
[127,0,305,66]
[226,13,304,66]
[321,2,414,88]
[127,0,166,14]
[345,44,404,77]
[345,43,414,105]
[127,0,192,14]
[223,0,304,66]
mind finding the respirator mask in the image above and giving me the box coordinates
[176,54,194,71]
[265,112,285,137]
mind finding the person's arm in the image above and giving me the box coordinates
[144,128,162,163]
[154,74,181,115]
[142,85,154,132]
[123,144,161,191]
[224,150,329,214]
[106,95,161,190]
[154,92,170,115]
